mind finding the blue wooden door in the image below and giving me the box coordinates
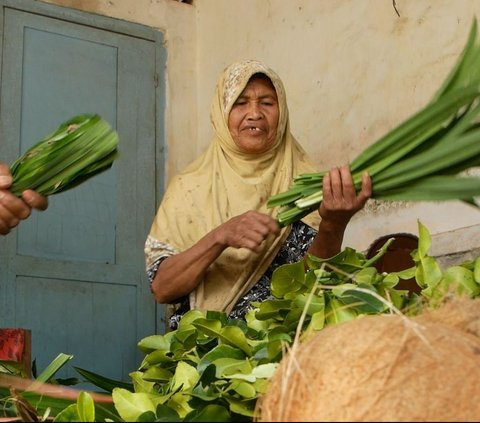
[0,0,165,386]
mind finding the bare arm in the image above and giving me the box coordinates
[0,163,48,235]
[151,210,280,303]
[308,166,371,258]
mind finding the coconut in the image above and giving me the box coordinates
[255,297,480,422]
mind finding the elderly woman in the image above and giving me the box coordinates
[145,60,372,329]
[0,163,48,235]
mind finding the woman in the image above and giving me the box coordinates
[145,60,371,329]
[0,163,48,235]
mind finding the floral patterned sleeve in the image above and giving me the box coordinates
[146,255,191,331]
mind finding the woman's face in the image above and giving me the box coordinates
[228,75,279,154]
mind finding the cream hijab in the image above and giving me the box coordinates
[147,60,320,314]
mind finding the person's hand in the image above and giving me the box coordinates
[0,163,48,235]
[215,210,281,253]
[319,165,372,229]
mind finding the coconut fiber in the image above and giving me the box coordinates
[255,297,480,422]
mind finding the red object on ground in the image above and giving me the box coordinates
[0,328,32,377]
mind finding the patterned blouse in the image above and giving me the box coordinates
[147,220,317,330]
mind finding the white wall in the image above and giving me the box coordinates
[195,0,480,251]
[40,0,480,253]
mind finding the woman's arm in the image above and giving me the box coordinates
[307,166,371,259]
[151,210,280,303]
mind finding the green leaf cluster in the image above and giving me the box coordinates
[0,353,119,422]
[2,221,480,422]
[268,18,480,226]
[9,114,119,197]
[110,220,480,422]
[113,309,277,422]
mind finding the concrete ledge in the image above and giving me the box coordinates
[430,224,480,268]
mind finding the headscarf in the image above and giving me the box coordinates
[145,59,321,314]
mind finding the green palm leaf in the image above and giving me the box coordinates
[9,114,119,197]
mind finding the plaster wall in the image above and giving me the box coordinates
[40,0,480,254]
[195,0,480,252]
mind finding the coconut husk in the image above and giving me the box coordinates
[416,295,480,337]
[255,297,480,422]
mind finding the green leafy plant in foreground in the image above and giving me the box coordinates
[268,18,480,226]
[108,221,480,422]
[0,353,119,422]
[2,220,480,422]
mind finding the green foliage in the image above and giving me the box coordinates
[54,391,96,422]
[35,353,74,383]
[9,114,119,197]
[2,221,480,422]
[0,352,121,422]
[109,220,480,422]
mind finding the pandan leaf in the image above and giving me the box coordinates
[10,114,119,197]
[73,366,134,393]
[36,353,73,383]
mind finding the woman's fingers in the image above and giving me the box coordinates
[0,163,49,233]
[0,190,30,234]
[222,211,280,252]
[358,171,372,204]
[0,163,13,189]
[319,166,372,226]
[338,165,356,199]
[22,190,49,211]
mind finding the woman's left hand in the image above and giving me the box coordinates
[319,165,371,228]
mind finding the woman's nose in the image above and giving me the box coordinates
[247,103,262,119]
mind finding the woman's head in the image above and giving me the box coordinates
[210,60,289,156]
[227,73,279,154]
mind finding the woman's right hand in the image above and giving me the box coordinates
[0,163,48,235]
[151,210,281,303]
[215,210,281,253]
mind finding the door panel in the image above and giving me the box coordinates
[18,17,118,262]
[14,275,137,379]
[0,0,165,385]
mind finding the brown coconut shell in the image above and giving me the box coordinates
[255,297,480,422]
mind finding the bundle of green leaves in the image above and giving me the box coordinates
[268,18,480,226]
[9,114,119,197]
